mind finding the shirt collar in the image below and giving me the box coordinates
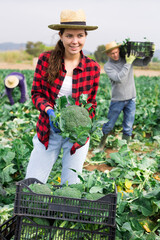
[77,50,85,71]
[109,57,121,64]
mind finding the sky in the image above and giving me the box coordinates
[1,0,160,53]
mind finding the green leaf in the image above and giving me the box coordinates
[55,95,68,111]
[67,95,75,105]
[109,152,124,165]
[117,201,128,214]
[153,200,160,209]
[3,151,15,165]
[87,173,95,189]
[84,103,92,109]
[140,200,153,216]
[70,169,84,183]
[1,164,16,184]
[109,167,121,178]
[89,186,103,194]
[146,232,156,240]
[122,222,132,232]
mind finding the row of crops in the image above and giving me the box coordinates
[0,69,160,239]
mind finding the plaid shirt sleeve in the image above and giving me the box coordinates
[31,52,55,112]
[31,51,63,148]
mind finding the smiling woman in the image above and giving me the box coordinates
[25,9,100,185]
[59,29,87,76]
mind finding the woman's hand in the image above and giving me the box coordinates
[46,108,61,133]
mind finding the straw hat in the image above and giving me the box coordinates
[5,75,19,88]
[105,41,121,53]
[48,9,98,31]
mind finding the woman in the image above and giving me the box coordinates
[25,9,100,185]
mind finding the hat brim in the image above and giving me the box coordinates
[104,44,122,53]
[48,24,98,31]
[5,76,19,88]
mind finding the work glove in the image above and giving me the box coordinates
[150,44,155,57]
[125,50,137,64]
[47,109,61,133]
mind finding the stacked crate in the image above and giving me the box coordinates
[0,178,117,239]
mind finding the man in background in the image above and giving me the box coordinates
[98,41,154,150]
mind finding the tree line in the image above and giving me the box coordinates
[26,41,159,63]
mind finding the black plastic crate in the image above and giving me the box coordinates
[121,41,154,58]
[127,41,154,57]
[0,216,16,240]
[1,216,116,240]
[14,178,117,226]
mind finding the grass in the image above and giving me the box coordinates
[134,62,160,71]
[0,50,33,64]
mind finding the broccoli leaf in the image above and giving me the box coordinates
[68,95,75,105]
[55,95,68,112]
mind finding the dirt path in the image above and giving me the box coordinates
[0,62,35,70]
[101,67,160,76]
[133,69,160,77]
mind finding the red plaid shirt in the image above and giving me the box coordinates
[31,50,100,154]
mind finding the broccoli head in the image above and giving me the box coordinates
[85,193,105,201]
[53,186,82,199]
[59,105,92,145]
[28,183,52,195]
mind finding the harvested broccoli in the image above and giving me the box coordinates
[29,183,52,195]
[53,186,82,199]
[60,105,91,132]
[85,193,105,201]
[59,105,92,145]
[33,217,50,226]
[69,183,85,192]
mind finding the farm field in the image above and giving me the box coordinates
[0,69,160,239]
[1,61,160,76]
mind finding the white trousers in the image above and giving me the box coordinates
[25,129,89,185]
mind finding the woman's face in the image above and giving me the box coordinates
[59,29,86,56]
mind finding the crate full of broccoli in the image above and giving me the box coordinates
[14,170,117,227]
[0,215,116,240]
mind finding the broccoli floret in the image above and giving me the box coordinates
[85,193,105,201]
[33,217,50,226]
[59,105,92,145]
[60,105,92,132]
[29,183,52,195]
[69,183,85,192]
[53,186,82,199]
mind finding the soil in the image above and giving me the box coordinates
[101,67,160,77]
[83,148,118,172]
[0,62,35,70]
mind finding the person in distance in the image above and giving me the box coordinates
[98,41,155,150]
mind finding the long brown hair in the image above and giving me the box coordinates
[47,29,65,85]
[47,29,87,85]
